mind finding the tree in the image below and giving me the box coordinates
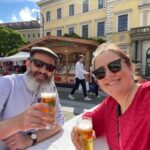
[0,26,26,57]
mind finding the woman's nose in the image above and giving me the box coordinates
[105,68,114,78]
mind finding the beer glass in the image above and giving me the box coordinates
[40,92,56,129]
[77,116,93,150]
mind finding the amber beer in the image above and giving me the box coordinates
[77,117,93,150]
[40,92,56,129]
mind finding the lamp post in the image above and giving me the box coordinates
[40,13,44,38]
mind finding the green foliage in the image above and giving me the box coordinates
[0,26,26,57]
[63,33,81,38]
[63,33,106,44]
[6,49,19,56]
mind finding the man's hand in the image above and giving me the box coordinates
[4,133,32,150]
[18,103,52,131]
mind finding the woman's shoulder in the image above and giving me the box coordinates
[140,81,150,89]
[137,81,150,96]
[99,96,117,110]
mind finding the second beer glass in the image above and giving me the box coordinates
[77,116,93,150]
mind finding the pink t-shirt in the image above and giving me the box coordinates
[84,81,150,150]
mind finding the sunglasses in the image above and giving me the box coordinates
[31,58,56,72]
[93,59,122,80]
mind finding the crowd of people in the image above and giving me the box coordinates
[0,43,149,150]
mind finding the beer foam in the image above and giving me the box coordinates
[41,92,56,98]
[77,120,92,131]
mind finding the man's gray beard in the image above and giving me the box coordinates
[25,68,53,94]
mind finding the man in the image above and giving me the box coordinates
[68,55,91,101]
[0,47,64,150]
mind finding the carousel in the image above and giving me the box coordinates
[19,35,99,85]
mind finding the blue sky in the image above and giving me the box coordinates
[0,0,40,23]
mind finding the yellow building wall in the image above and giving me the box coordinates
[40,0,106,38]
[111,0,141,52]
[18,29,40,42]
[38,0,143,53]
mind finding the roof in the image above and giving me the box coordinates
[0,20,40,30]
[19,35,99,52]
[0,52,30,62]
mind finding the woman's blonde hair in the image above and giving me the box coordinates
[92,43,132,69]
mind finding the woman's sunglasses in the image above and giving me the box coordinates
[93,59,122,80]
[31,58,56,72]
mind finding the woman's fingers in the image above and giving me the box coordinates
[71,127,82,150]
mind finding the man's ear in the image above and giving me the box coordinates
[25,59,31,68]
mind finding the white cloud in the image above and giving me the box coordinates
[12,14,18,22]
[19,7,36,21]
[0,20,4,23]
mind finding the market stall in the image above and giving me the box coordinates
[19,35,99,85]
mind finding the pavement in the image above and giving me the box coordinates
[57,86,108,122]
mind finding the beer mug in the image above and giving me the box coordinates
[77,116,93,150]
[40,92,56,129]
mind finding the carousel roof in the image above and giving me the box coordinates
[19,35,99,52]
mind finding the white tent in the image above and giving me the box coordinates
[0,52,30,62]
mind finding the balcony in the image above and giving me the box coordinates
[130,26,150,41]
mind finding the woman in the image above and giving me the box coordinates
[71,43,150,150]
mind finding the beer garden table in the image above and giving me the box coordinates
[27,115,110,150]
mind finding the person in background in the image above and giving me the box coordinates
[89,66,101,98]
[71,43,150,150]
[133,74,147,83]
[0,47,64,150]
[68,55,91,101]
[19,64,27,73]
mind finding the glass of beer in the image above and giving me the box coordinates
[77,116,93,150]
[40,92,56,129]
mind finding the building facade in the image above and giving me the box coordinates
[37,0,150,76]
[0,20,40,43]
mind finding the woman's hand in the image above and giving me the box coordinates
[71,127,82,150]
[71,126,96,150]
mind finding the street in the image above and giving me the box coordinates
[57,86,107,122]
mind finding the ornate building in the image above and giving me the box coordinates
[0,20,40,43]
[36,0,150,77]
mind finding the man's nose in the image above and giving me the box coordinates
[40,65,47,73]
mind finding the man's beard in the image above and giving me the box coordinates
[25,67,53,93]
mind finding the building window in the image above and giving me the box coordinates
[97,22,105,36]
[33,34,35,38]
[69,4,74,16]
[46,32,51,36]
[57,30,62,36]
[98,0,104,9]
[82,25,88,38]
[118,14,128,32]
[83,0,89,13]
[28,34,30,38]
[68,27,74,34]
[57,8,62,19]
[23,34,25,37]
[38,33,40,37]
[46,11,50,22]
